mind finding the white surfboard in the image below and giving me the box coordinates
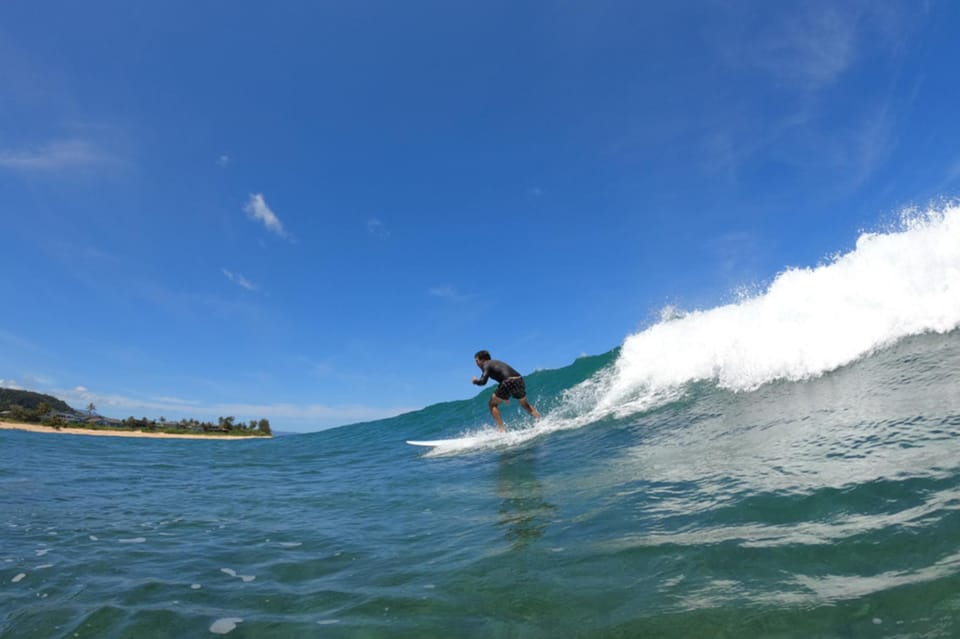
[405,436,486,448]
[406,426,544,452]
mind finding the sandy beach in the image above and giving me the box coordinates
[0,421,268,440]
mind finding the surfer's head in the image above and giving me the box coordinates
[475,350,491,367]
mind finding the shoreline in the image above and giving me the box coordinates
[0,421,270,440]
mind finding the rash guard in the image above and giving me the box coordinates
[474,359,521,386]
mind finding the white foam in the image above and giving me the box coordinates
[191,584,202,590]
[35,548,50,557]
[12,573,25,583]
[591,204,960,414]
[220,568,255,583]
[118,537,146,544]
[210,618,243,634]
[278,542,302,548]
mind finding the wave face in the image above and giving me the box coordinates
[3,205,960,637]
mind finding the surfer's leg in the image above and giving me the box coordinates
[488,395,507,432]
[519,397,541,419]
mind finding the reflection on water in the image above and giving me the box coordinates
[496,448,557,550]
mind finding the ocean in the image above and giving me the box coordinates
[3,205,960,637]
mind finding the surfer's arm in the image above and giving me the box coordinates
[473,364,490,385]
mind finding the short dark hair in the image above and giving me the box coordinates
[475,350,491,361]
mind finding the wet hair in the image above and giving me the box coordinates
[475,350,491,361]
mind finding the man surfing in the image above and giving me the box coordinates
[472,350,541,431]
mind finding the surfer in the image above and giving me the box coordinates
[472,350,541,431]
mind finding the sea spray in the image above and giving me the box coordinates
[577,203,960,416]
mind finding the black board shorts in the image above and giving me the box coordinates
[495,377,527,400]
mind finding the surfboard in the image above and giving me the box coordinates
[407,424,547,451]
[405,437,485,448]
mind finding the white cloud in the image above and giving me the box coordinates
[221,268,259,292]
[0,379,24,390]
[366,218,390,238]
[217,154,230,167]
[243,193,291,240]
[0,139,109,172]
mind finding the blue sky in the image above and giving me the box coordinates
[2,2,958,431]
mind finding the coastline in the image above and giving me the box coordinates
[0,420,269,440]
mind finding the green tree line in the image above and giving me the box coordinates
[3,399,271,437]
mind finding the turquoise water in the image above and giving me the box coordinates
[3,208,960,637]
[2,332,960,638]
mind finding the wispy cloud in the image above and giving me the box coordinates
[695,3,922,189]
[210,402,410,424]
[217,154,230,167]
[842,102,896,189]
[244,193,292,240]
[751,7,860,92]
[0,139,112,172]
[428,285,458,298]
[428,285,475,302]
[3,375,411,431]
[366,218,390,238]
[719,3,923,94]
[0,328,42,352]
[945,161,960,183]
[298,355,334,377]
[21,373,56,388]
[56,385,411,430]
[705,230,765,285]
[151,395,201,406]
[221,268,259,292]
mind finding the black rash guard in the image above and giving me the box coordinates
[474,359,521,386]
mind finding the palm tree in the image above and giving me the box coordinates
[257,419,272,436]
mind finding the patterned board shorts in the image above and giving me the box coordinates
[495,377,527,400]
